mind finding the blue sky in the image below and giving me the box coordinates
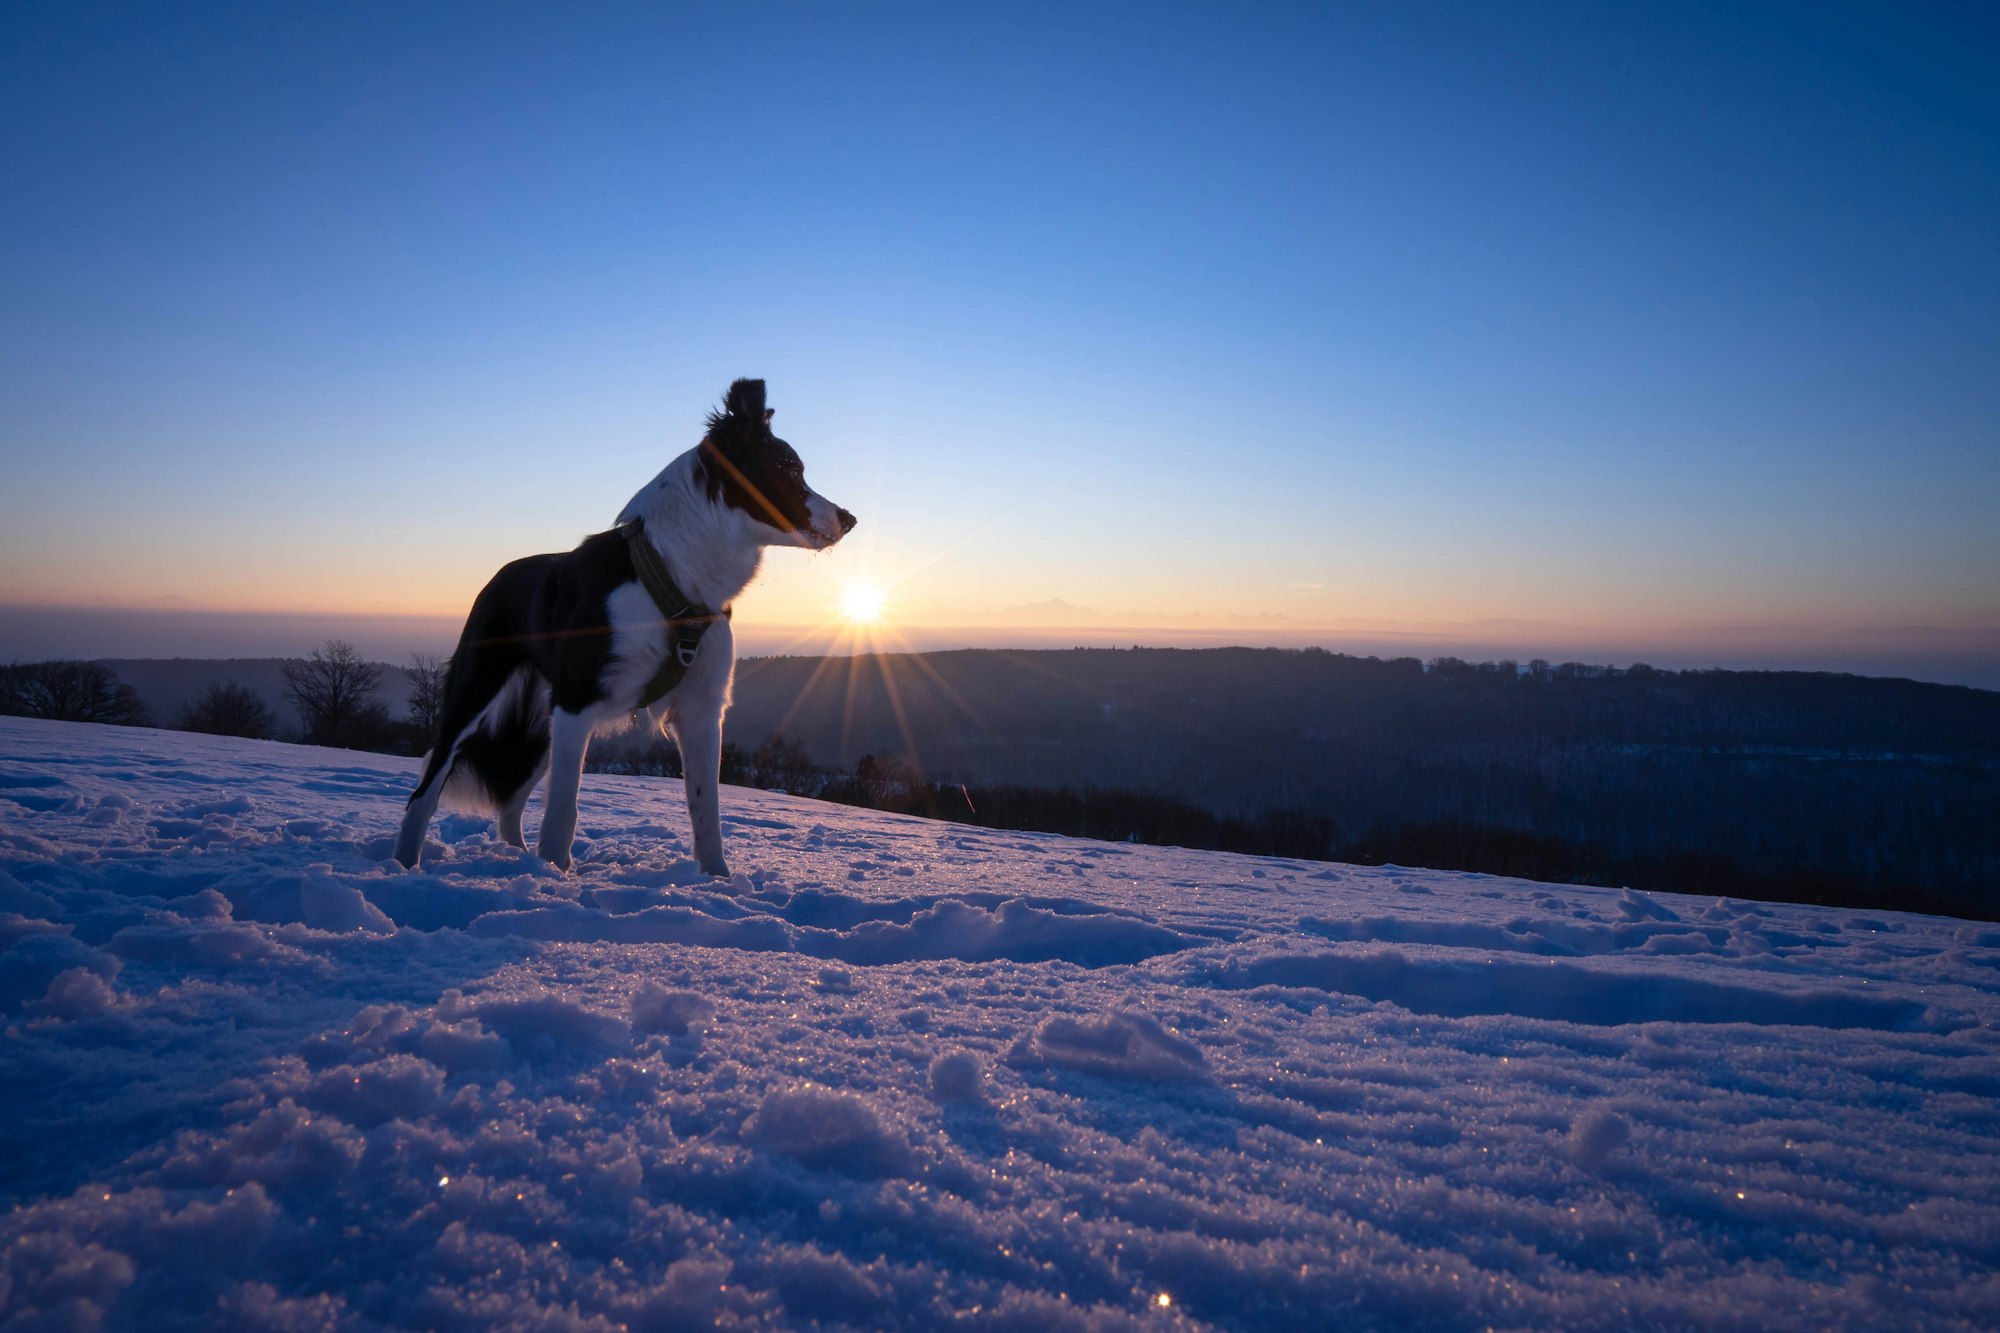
[2,2,1996,650]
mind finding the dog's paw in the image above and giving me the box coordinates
[700,858,731,878]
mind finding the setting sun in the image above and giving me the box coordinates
[840,582,887,625]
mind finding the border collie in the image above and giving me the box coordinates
[394,378,854,874]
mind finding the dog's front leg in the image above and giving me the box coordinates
[537,708,591,872]
[675,711,730,877]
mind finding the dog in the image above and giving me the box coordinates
[394,378,854,874]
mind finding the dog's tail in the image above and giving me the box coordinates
[397,561,555,867]
[415,663,551,814]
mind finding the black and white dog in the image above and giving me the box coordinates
[394,379,854,875]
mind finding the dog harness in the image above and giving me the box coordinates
[622,519,729,708]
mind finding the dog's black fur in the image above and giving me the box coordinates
[407,530,635,817]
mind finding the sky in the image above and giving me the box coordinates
[2,2,1997,672]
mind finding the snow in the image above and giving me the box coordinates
[1,715,1997,1330]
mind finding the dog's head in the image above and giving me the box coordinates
[697,379,855,549]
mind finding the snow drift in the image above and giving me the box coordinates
[1,716,1996,1329]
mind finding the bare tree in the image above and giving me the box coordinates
[282,640,385,747]
[176,681,276,738]
[405,652,448,740]
[0,660,151,726]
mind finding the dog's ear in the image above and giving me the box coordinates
[725,378,766,426]
[706,378,769,445]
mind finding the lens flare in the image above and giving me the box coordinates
[841,583,886,624]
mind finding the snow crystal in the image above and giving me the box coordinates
[437,988,628,1051]
[629,982,714,1036]
[3,1239,136,1328]
[743,1085,913,1176]
[928,1049,986,1103]
[764,1244,890,1323]
[0,912,69,949]
[613,1254,739,1327]
[1567,1105,1632,1169]
[158,1100,367,1190]
[1020,1011,1208,1083]
[299,865,394,934]
[1,928,117,1011]
[304,1054,446,1126]
[416,1018,511,1072]
[30,965,121,1018]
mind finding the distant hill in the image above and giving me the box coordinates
[719,647,2000,915]
[727,646,2000,793]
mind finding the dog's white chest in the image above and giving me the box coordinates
[601,581,672,709]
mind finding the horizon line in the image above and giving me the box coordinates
[3,601,1995,640]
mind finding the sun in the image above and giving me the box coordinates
[840,582,887,625]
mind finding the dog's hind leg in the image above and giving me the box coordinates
[395,767,448,869]
[395,585,536,868]
[535,708,591,872]
[494,757,545,850]
[495,788,529,849]
[674,710,730,878]
[395,666,532,868]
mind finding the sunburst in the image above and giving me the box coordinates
[840,582,887,625]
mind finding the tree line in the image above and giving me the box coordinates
[0,659,151,727]
[1,642,447,753]
[586,727,1993,921]
[717,647,1999,917]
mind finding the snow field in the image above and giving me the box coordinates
[2,716,1997,1329]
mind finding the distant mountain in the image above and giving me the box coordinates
[993,598,1106,626]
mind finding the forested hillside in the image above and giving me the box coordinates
[720,649,1999,914]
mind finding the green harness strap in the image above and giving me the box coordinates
[623,519,728,709]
